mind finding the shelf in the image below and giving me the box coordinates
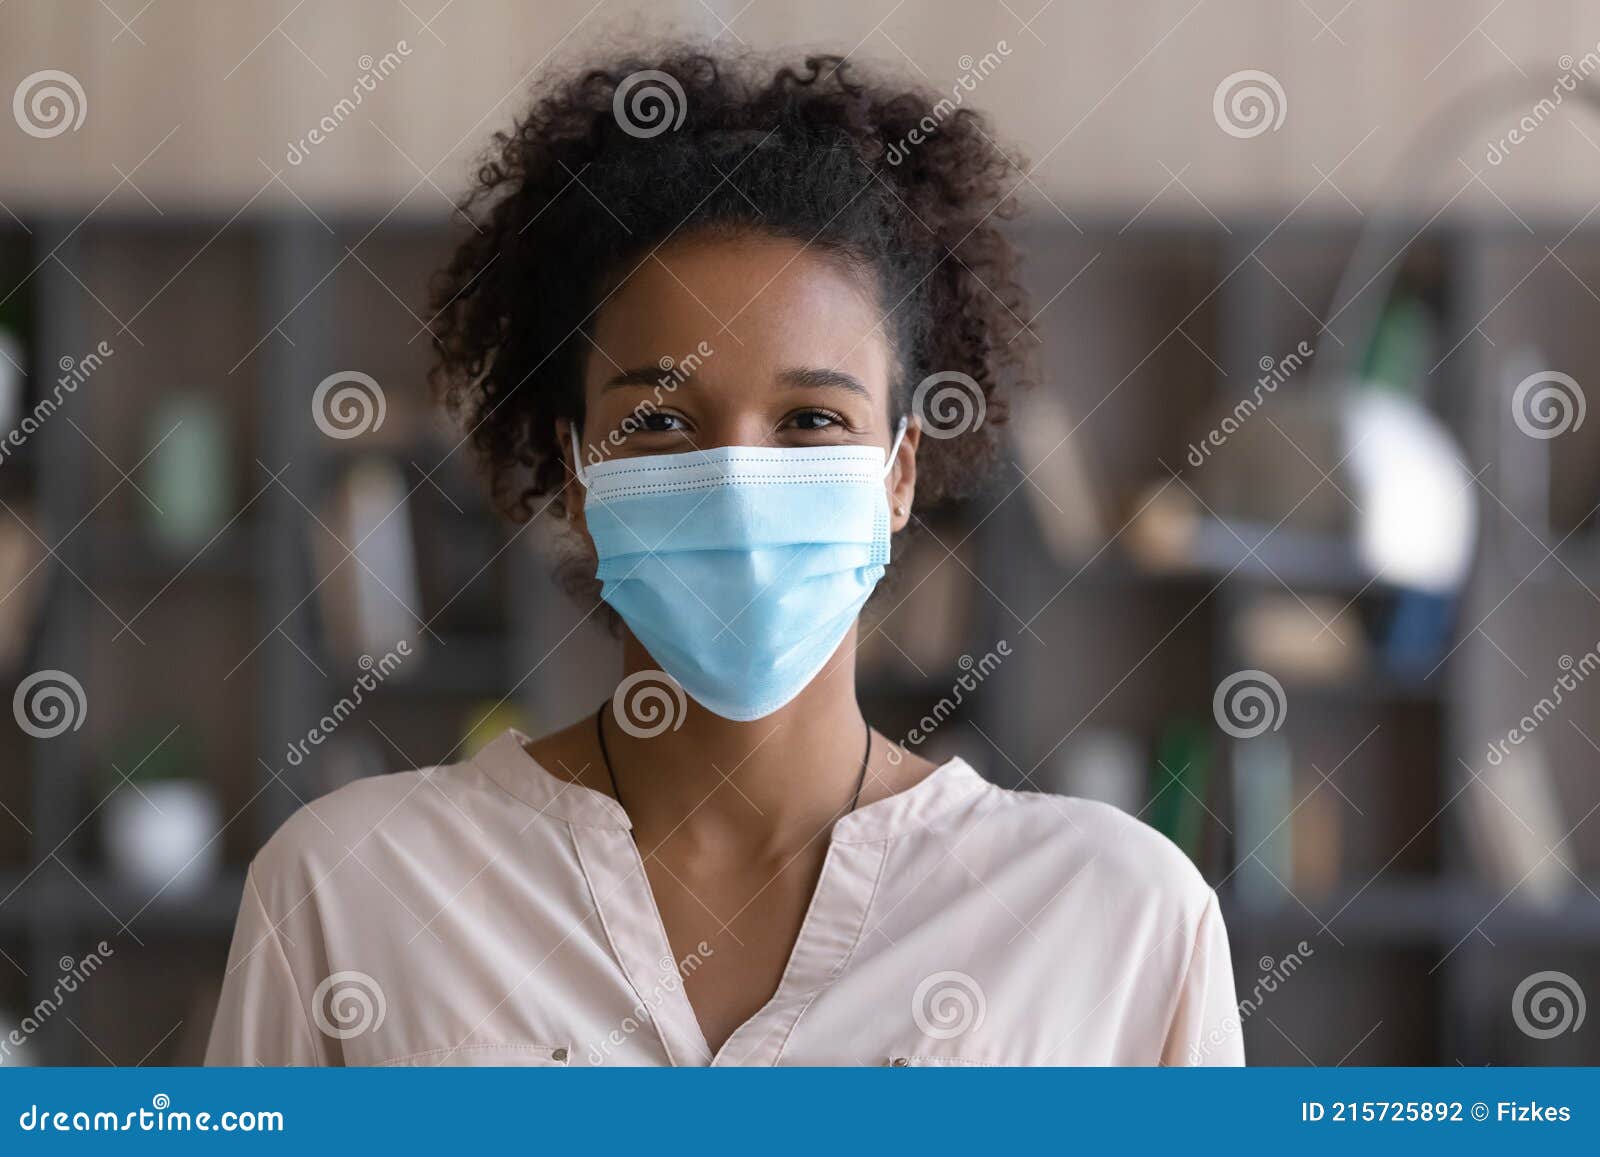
[86,522,264,582]
[1055,524,1378,595]
[1278,673,1444,706]
[0,867,244,936]
[1152,520,1375,592]
[1223,877,1600,947]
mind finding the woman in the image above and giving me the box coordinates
[207,48,1241,1067]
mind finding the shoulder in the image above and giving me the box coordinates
[246,754,511,910]
[964,778,1215,918]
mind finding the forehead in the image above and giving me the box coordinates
[586,234,893,391]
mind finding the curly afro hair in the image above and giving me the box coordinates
[429,47,1035,524]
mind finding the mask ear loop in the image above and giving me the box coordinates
[569,423,591,489]
[882,416,910,479]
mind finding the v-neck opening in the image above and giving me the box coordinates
[481,730,991,1066]
[584,815,884,1067]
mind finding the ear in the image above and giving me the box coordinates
[887,419,919,533]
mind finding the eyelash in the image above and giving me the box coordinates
[632,410,685,433]
[784,408,845,432]
[615,407,850,437]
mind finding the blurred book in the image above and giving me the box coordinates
[1042,729,1144,814]
[1362,291,1437,402]
[462,700,533,756]
[1465,738,1572,908]
[1009,387,1106,562]
[0,504,45,674]
[1291,782,1343,900]
[0,327,23,434]
[1148,720,1212,864]
[313,457,424,666]
[1373,588,1453,678]
[147,391,231,551]
[1231,733,1293,909]
[1232,592,1367,684]
[1497,346,1551,536]
[316,733,390,795]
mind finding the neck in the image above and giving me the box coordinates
[603,629,869,854]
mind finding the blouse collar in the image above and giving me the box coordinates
[472,728,989,843]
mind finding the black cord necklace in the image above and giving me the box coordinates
[594,704,872,833]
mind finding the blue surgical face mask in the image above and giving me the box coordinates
[573,420,908,722]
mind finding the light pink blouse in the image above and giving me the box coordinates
[206,729,1243,1067]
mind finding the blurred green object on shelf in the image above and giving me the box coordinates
[147,391,231,550]
[461,700,532,757]
[1148,720,1212,865]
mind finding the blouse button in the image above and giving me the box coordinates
[552,1047,569,1063]
[890,1057,909,1067]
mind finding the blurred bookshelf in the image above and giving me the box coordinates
[0,207,1596,1066]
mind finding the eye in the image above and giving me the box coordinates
[784,408,844,432]
[633,410,686,434]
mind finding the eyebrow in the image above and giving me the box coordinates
[600,366,683,390]
[777,367,870,398]
[600,365,871,398]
